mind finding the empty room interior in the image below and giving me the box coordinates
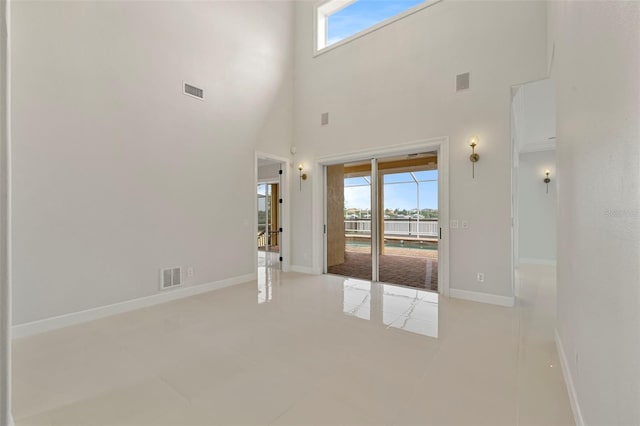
[0,1,639,425]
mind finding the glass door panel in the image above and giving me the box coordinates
[326,162,372,281]
[378,156,439,291]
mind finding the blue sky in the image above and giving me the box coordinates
[328,0,426,45]
[345,170,438,210]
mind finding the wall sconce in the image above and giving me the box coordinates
[543,169,551,193]
[469,136,480,178]
[298,164,307,191]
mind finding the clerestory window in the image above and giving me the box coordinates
[315,0,438,54]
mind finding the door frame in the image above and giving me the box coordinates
[313,137,450,297]
[254,151,291,273]
[510,78,557,297]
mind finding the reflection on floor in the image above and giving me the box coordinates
[257,251,280,304]
[328,246,438,290]
[258,245,279,253]
[343,279,438,337]
[12,264,573,426]
[257,250,280,268]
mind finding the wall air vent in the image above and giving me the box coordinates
[456,72,470,92]
[183,82,204,100]
[161,267,182,289]
[321,112,329,126]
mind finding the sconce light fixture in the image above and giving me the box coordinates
[543,170,551,193]
[298,164,307,191]
[469,136,480,178]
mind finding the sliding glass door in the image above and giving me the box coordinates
[325,153,439,291]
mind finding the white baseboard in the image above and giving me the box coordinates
[519,257,557,266]
[555,329,585,426]
[12,273,256,339]
[449,288,515,307]
[290,265,318,275]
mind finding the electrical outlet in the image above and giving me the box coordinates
[450,220,459,229]
[477,273,485,282]
[187,267,194,278]
[461,220,469,229]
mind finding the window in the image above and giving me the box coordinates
[316,0,435,53]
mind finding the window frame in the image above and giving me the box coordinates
[314,0,442,56]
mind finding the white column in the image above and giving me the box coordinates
[0,0,12,424]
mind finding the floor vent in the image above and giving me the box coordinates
[161,267,182,289]
[183,82,204,100]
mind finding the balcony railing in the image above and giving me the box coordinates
[344,219,438,238]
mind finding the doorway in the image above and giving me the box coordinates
[257,182,279,259]
[510,78,557,295]
[324,152,440,291]
[256,156,288,271]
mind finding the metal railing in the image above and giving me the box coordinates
[344,219,438,237]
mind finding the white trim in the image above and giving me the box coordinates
[370,159,379,282]
[449,288,515,307]
[255,151,291,273]
[322,167,328,274]
[317,0,354,17]
[548,42,555,78]
[12,273,255,339]
[313,136,450,297]
[519,257,557,266]
[315,137,446,166]
[314,0,443,56]
[1,0,12,423]
[555,329,585,426]
[315,0,355,51]
[257,177,280,185]
[438,140,450,297]
[290,265,319,275]
[510,87,520,301]
[519,140,557,154]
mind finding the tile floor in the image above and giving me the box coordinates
[12,258,574,425]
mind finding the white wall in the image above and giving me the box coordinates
[258,162,282,181]
[292,0,548,299]
[512,78,556,153]
[551,2,640,425]
[11,1,294,324]
[518,150,556,263]
[521,79,556,148]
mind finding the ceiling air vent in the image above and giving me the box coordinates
[161,267,182,290]
[183,82,204,100]
[456,72,470,92]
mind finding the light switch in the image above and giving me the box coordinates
[450,220,459,229]
[461,220,469,229]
